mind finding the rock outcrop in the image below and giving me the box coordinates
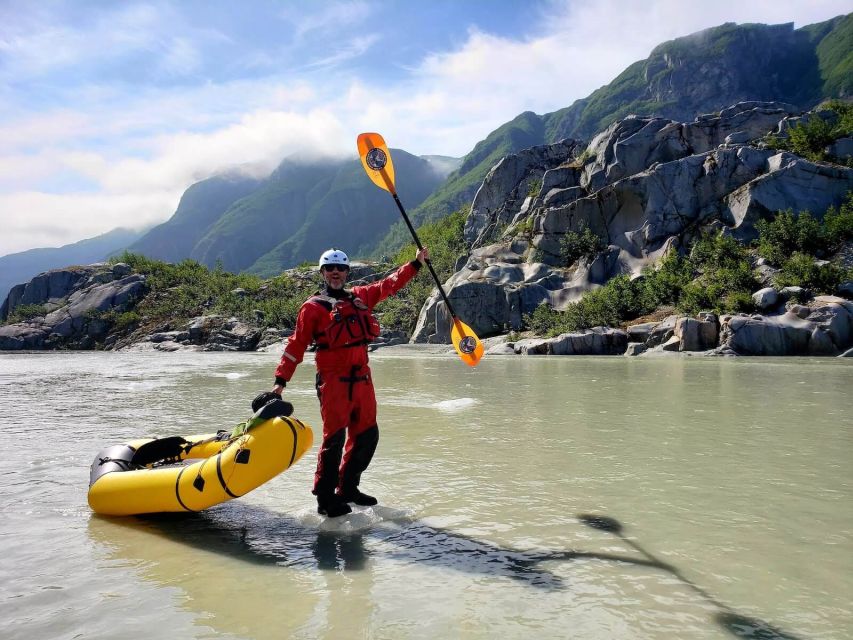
[617,296,853,357]
[413,102,853,345]
[0,264,145,350]
[465,140,581,248]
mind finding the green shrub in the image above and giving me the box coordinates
[722,291,756,313]
[526,179,542,197]
[513,217,535,238]
[823,192,853,247]
[775,252,849,292]
[524,276,644,336]
[522,232,761,335]
[764,101,853,163]
[786,117,835,162]
[108,251,310,329]
[755,209,826,264]
[114,311,141,330]
[636,251,693,310]
[376,207,467,333]
[560,224,605,266]
[525,302,571,336]
[7,303,47,323]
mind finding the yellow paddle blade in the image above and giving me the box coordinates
[357,132,396,194]
[450,318,484,367]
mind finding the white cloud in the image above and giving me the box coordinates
[1,0,850,255]
[0,108,351,254]
[1,190,179,251]
[280,1,373,40]
[304,35,381,70]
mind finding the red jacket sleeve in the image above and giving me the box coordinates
[352,261,421,309]
[274,301,317,382]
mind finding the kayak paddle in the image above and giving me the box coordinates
[357,132,483,367]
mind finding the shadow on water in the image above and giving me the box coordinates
[578,514,805,640]
[91,502,692,592]
[91,502,569,588]
[89,505,806,638]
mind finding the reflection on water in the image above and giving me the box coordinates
[1,351,851,639]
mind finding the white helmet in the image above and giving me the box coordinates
[318,248,349,269]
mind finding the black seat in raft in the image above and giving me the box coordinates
[129,400,293,467]
[131,436,191,467]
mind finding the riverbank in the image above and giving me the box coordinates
[1,259,852,357]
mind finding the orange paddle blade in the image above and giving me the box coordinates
[450,318,484,367]
[357,132,396,194]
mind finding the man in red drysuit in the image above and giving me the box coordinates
[272,246,428,517]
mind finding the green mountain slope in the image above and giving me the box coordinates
[0,227,146,303]
[186,150,443,274]
[248,150,444,276]
[129,173,262,263]
[371,14,851,257]
[814,13,853,97]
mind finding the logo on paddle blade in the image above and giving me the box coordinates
[365,148,387,170]
[458,335,477,354]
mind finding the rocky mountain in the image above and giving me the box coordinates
[2,100,851,357]
[410,101,853,353]
[0,226,146,304]
[373,14,852,254]
[129,150,445,275]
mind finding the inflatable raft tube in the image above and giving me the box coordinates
[88,400,312,516]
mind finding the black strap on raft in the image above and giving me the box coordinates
[339,365,370,401]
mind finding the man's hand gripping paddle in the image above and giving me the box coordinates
[357,132,483,367]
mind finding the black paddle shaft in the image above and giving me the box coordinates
[391,193,460,319]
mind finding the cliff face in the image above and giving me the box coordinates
[411,101,853,348]
[389,15,853,246]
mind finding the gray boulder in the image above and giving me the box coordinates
[674,316,719,351]
[43,275,146,340]
[720,314,812,355]
[646,315,679,347]
[752,287,780,311]
[624,343,648,356]
[513,327,628,355]
[204,318,262,351]
[626,321,658,343]
[411,243,579,343]
[719,298,853,356]
[0,323,50,350]
[827,137,853,161]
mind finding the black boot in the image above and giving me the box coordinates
[317,494,352,518]
[339,426,379,506]
[339,488,378,506]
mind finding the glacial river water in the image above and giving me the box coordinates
[0,348,851,640]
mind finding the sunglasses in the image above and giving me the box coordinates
[322,265,349,273]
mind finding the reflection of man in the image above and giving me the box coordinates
[272,246,428,517]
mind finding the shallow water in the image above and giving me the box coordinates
[0,349,851,639]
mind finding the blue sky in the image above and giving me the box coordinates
[0,0,849,256]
